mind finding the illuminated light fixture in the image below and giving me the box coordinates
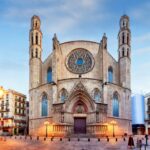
[44,121,50,137]
[110,120,117,137]
[0,86,4,99]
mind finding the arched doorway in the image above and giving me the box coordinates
[64,82,95,134]
[73,101,87,134]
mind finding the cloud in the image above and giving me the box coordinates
[133,33,150,44]
[1,0,106,33]
[129,1,150,24]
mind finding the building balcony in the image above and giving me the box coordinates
[15,99,26,104]
[14,113,26,116]
[0,109,10,112]
[147,110,150,114]
[15,105,26,109]
[145,118,150,122]
[3,116,14,120]
[14,119,26,124]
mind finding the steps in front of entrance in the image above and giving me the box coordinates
[68,134,96,138]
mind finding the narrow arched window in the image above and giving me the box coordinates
[47,67,52,83]
[127,49,129,57]
[35,49,38,58]
[108,66,113,83]
[122,32,125,44]
[60,89,68,102]
[31,50,34,58]
[35,21,37,27]
[122,47,125,57]
[36,33,38,45]
[41,94,48,116]
[148,98,150,105]
[94,89,101,102]
[127,33,129,45]
[31,33,34,45]
[113,92,119,117]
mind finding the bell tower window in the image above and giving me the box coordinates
[122,32,125,44]
[31,33,33,45]
[122,48,125,57]
[35,49,38,58]
[127,33,130,45]
[36,33,38,45]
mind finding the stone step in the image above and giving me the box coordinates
[68,134,96,138]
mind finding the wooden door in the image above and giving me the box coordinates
[74,118,86,134]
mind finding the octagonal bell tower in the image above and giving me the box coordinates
[118,15,131,89]
[29,15,42,89]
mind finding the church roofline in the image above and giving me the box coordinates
[60,40,100,45]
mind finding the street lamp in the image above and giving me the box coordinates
[110,120,117,137]
[44,121,49,137]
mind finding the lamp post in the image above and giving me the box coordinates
[44,121,49,137]
[110,120,117,137]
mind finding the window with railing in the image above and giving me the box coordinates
[147,98,150,105]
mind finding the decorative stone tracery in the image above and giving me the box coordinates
[66,48,95,74]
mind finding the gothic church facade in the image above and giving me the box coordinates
[29,15,132,136]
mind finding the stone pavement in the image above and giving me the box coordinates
[0,136,150,150]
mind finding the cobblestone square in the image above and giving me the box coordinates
[0,136,150,150]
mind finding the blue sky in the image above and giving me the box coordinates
[0,0,150,97]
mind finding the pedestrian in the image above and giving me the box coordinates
[145,134,148,146]
[128,135,134,149]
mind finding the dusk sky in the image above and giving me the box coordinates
[0,0,150,97]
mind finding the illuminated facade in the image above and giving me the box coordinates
[29,15,132,137]
[0,87,28,135]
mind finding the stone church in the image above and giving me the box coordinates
[29,15,132,137]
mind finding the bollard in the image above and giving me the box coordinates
[68,138,70,141]
[116,138,117,142]
[44,137,46,141]
[60,138,62,141]
[51,137,53,141]
[30,136,32,140]
[78,138,80,141]
[107,138,109,142]
[145,144,146,150]
[20,136,22,139]
[88,138,90,142]
[37,136,39,140]
[15,136,16,139]
[25,136,27,140]
[123,137,125,141]
[98,138,100,142]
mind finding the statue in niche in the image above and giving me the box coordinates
[75,104,85,113]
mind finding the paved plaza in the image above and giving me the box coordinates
[0,136,150,150]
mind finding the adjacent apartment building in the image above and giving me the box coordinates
[0,86,29,135]
[145,93,150,135]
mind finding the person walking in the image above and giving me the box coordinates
[128,135,134,149]
[145,134,148,146]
